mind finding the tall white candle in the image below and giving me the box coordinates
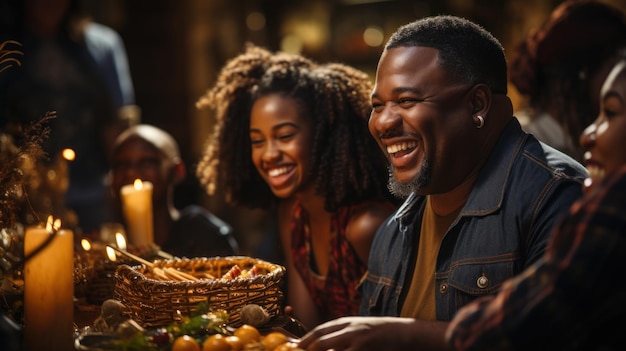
[120,179,154,246]
[24,218,74,351]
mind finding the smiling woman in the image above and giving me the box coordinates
[580,54,626,193]
[195,44,397,330]
[249,94,314,199]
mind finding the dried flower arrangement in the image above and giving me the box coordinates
[0,40,57,307]
[0,40,22,74]
[0,112,54,231]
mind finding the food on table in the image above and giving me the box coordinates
[233,324,262,345]
[261,332,289,350]
[172,335,201,351]
[92,299,131,333]
[240,304,271,327]
[223,336,243,351]
[221,264,241,280]
[78,301,300,350]
[138,263,260,282]
[273,342,304,351]
[202,334,230,351]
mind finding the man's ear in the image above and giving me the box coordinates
[470,83,492,117]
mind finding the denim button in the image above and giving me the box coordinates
[477,274,489,289]
[439,282,448,294]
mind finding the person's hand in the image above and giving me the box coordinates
[297,316,427,351]
[284,305,294,318]
[281,305,309,338]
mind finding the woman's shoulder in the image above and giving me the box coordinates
[344,201,396,237]
[347,200,397,219]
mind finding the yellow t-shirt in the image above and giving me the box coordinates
[400,196,461,319]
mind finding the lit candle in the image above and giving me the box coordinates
[120,179,154,246]
[24,216,74,351]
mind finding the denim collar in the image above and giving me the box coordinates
[462,118,526,216]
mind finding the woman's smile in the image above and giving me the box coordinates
[265,164,297,189]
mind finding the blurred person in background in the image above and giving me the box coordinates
[0,0,136,233]
[446,49,626,351]
[110,124,239,258]
[510,0,626,161]
[196,44,397,330]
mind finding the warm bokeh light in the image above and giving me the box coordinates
[81,238,92,251]
[44,216,61,231]
[363,26,384,47]
[106,246,117,262]
[61,148,75,161]
[133,178,143,190]
[246,12,266,31]
[280,34,303,54]
[45,215,53,231]
[115,232,127,250]
[53,218,61,231]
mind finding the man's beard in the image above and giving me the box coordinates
[387,158,431,198]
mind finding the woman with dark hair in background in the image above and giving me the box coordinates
[510,0,626,161]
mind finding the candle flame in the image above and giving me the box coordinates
[81,238,92,251]
[105,246,117,262]
[115,232,127,250]
[133,179,143,190]
[44,216,62,231]
[53,218,61,231]
[45,215,53,231]
[62,148,75,161]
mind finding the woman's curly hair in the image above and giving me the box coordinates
[196,44,390,211]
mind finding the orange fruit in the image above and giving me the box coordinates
[274,342,303,351]
[224,335,244,351]
[261,332,289,351]
[172,335,201,351]
[233,324,261,345]
[202,334,230,351]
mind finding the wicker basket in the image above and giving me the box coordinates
[75,249,132,305]
[85,259,126,305]
[113,256,286,328]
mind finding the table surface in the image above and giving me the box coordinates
[75,301,101,328]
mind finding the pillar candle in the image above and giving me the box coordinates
[24,221,74,351]
[120,179,154,246]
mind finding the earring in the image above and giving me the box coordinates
[474,115,485,129]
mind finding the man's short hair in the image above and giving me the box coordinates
[386,15,508,94]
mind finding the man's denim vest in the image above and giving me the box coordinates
[359,118,588,320]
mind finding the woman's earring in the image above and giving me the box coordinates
[474,115,485,129]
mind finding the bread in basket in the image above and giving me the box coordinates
[113,256,285,328]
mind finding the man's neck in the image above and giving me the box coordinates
[429,170,478,216]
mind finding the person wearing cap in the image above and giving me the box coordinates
[109,124,239,258]
[510,0,626,161]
